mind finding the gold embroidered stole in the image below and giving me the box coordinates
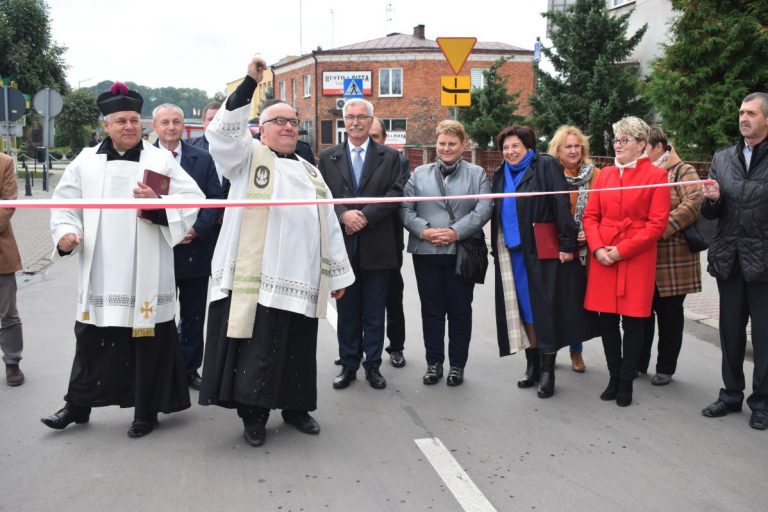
[227,143,276,338]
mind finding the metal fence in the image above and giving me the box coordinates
[405,147,712,180]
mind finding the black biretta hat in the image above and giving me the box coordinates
[97,82,143,116]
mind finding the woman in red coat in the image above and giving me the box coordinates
[582,116,670,407]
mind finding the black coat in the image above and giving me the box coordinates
[318,138,404,270]
[160,141,224,279]
[702,138,768,281]
[491,153,597,355]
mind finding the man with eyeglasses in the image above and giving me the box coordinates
[701,92,768,431]
[319,100,405,391]
[199,57,355,447]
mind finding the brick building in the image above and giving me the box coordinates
[272,24,535,155]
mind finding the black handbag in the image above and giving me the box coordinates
[673,163,716,252]
[682,216,717,252]
[434,169,489,284]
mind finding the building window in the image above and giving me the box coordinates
[471,68,489,90]
[382,118,407,131]
[610,0,634,8]
[379,68,403,97]
[279,81,286,100]
[321,120,333,145]
[291,79,297,108]
[303,74,311,97]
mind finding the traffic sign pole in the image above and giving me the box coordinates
[3,86,10,154]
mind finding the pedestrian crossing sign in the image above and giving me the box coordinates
[343,79,364,98]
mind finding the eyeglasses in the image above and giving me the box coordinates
[263,117,300,127]
[344,114,371,122]
[612,137,634,147]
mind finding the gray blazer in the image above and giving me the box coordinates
[400,160,492,255]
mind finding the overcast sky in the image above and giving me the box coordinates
[47,0,549,96]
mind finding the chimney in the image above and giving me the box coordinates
[413,24,425,39]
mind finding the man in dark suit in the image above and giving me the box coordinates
[187,101,221,153]
[152,103,224,390]
[369,117,410,368]
[319,99,403,390]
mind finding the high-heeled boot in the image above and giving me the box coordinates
[600,371,619,401]
[537,352,556,398]
[616,379,633,407]
[517,348,540,388]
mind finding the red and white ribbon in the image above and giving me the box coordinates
[3,180,714,210]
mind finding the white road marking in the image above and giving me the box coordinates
[415,437,497,512]
[325,301,338,332]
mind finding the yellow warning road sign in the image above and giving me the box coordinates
[441,76,471,107]
[436,37,477,74]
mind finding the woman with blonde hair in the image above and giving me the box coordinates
[547,125,601,373]
[582,116,670,407]
[401,120,492,386]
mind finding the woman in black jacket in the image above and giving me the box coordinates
[491,125,594,398]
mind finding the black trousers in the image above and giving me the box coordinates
[385,251,406,353]
[176,276,209,375]
[599,313,646,381]
[413,254,474,368]
[716,262,768,411]
[639,287,686,375]
[337,252,389,370]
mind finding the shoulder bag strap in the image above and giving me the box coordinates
[433,166,457,224]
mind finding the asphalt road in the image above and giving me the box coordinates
[1,254,764,512]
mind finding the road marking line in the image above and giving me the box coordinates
[325,301,337,332]
[415,437,497,512]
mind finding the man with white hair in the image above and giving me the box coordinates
[319,99,404,391]
[152,103,223,390]
[199,57,354,447]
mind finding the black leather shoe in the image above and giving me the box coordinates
[243,424,266,446]
[187,371,202,390]
[333,368,357,389]
[282,410,320,434]
[749,410,768,430]
[390,350,406,368]
[446,367,464,387]
[702,399,742,418]
[423,363,443,385]
[41,405,90,430]
[127,414,158,438]
[365,367,387,389]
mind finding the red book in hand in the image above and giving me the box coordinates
[533,222,566,260]
[137,169,170,221]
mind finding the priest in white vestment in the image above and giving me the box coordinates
[41,83,204,438]
[199,57,355,447]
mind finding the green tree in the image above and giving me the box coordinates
[646,0,768,158]
[458,58,523,148]
[0,0,68,94]
[88,81,213,118]
[56,88,100,149]
[530,0,648,155]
